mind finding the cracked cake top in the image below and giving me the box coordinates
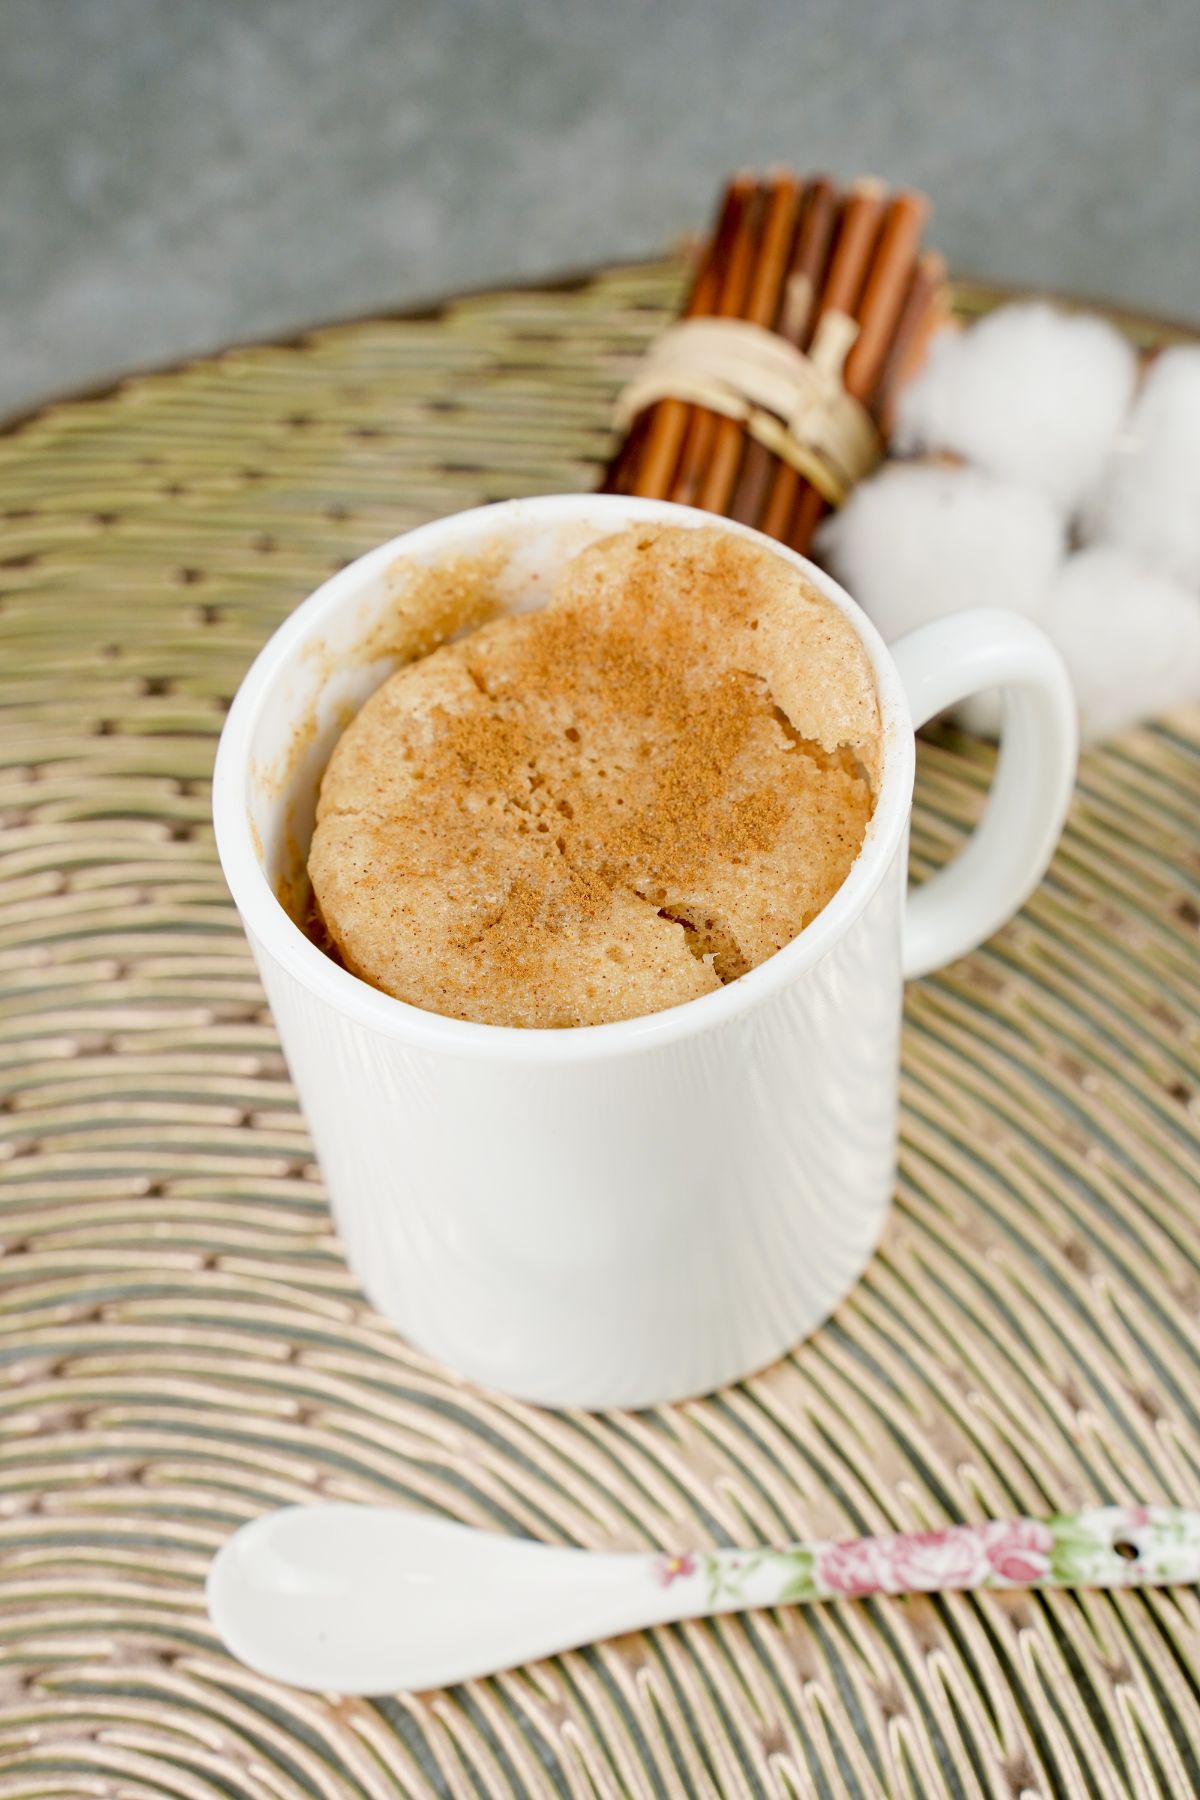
[308,524,880,1028]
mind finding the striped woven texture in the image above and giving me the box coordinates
[1,263,1198,1799]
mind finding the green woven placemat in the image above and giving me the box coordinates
[1,263,1198,1799]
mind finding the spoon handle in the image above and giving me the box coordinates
[655,1507,1200,1615]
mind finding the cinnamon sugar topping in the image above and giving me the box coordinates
[310,525,880,1027]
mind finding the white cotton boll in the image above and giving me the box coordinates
[815,462,1066,648]
[895,304,1138,512]
[1080,347,1200,591]
[1037,547,1200,744]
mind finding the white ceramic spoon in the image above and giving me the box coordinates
[208,1502,1200,1694]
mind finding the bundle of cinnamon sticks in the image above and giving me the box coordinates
[603,171,946,553]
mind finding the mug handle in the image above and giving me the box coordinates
[891,609,1077,980]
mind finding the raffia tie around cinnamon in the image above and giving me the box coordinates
[613,311,881,507]
[602,170,943,554]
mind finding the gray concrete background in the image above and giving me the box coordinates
[2,0,1197,419]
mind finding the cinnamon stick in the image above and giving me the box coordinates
[759,179,884,542]
[843,190,930,400]
[788,188,928,552]
[727,175,838,526]
[695,173,802,516]
[670,181,763,507]
[894,254,951,399]
[617,177,750,499]
[872,251,948,432]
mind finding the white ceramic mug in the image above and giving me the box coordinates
[213,495,1076,1409]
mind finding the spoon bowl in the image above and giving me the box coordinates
[208,1505,674,1693]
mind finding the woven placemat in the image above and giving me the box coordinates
[1,262,1198,1800]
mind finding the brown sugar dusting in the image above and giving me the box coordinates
[357,544,507,666]
[309,525,880,1027]
[439,708,533,792]
[462,864,616,967]
[279,546,509,949]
